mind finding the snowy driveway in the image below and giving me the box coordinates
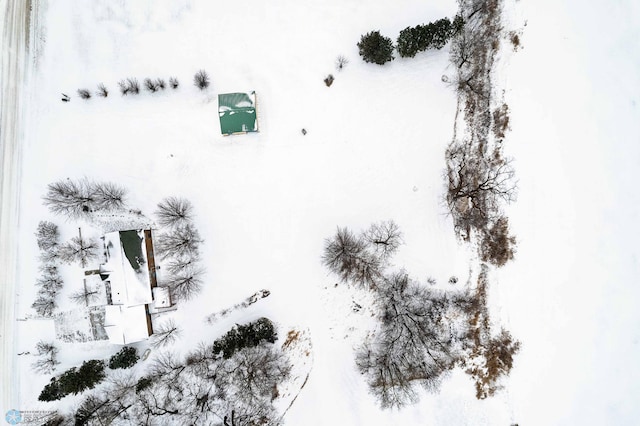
[1,0,30,414]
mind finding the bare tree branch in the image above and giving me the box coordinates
[151,319,182,349]
[155,197,194,229]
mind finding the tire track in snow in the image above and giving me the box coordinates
[1,0,29,414]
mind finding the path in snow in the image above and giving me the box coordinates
[0,0,30,414]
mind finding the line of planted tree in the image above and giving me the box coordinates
[154,196,205,302]
[43,318,290,425]
[445,0,517,267]
[357,15,463,65]
[73,69,210,100]
[322,221,519,408]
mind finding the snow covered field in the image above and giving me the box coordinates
[1,0,639,424]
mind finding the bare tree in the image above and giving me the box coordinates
[322,227,382,288]
[77,89,91,99]
[335,55,349,71]
[69,285,101,307]
[36,221,60,252]
[36,269,64,296]
[155,196,194,228]
[156,78,166,90]
[91,181,127,211]
[42,178,94,218]
[31,341,60,374]
[445,143,516,235]
[156,223,203,261]
[364,220,403,260]
[151,318,182,348]
[355,272,468,408]
[43,178,127,218]
[96,83,109,98]
[32,296,56,317]
[193,70,210,90]
[59,235,99,267]
[217,344,291,407]
[165,255,199,275]
[162,266,205,301]
[446,147,516,205]
[169,77,179,89]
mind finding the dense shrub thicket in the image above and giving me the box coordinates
[212,318,277,359]
[396,17,459,58]
[38,360,106,401]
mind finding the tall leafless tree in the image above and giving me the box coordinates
[322,227,382,289]
[364,220,403,260]
[155,196,194,229]
[42,178,127,218]
[69,284,101,307]
[91,181,127,212]
[151,318,182,348]
[217,345,291,407]
[43,178,94,218]
[355,272,470,408]
[59,235,99,267]
[162,266,205,301]
[32,296,56,317]
[156,223,203,261]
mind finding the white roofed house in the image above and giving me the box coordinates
[99,229,169,345]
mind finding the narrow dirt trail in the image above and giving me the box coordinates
[1,0,30,414]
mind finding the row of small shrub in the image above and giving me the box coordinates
[75,70,210,100]
[358,16,463,65]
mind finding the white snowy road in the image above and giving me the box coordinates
[1,0,29,415]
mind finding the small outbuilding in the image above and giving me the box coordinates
[218,91,259,135]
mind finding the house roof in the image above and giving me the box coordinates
[101,230,153,307]
[104,304,151,345]
[218,91,258,135]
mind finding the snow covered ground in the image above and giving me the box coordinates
[495,0,640,424]
[1,0,639,424]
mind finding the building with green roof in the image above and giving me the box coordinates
[218,91,259,135]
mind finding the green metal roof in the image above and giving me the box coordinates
[218,91,258,135]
